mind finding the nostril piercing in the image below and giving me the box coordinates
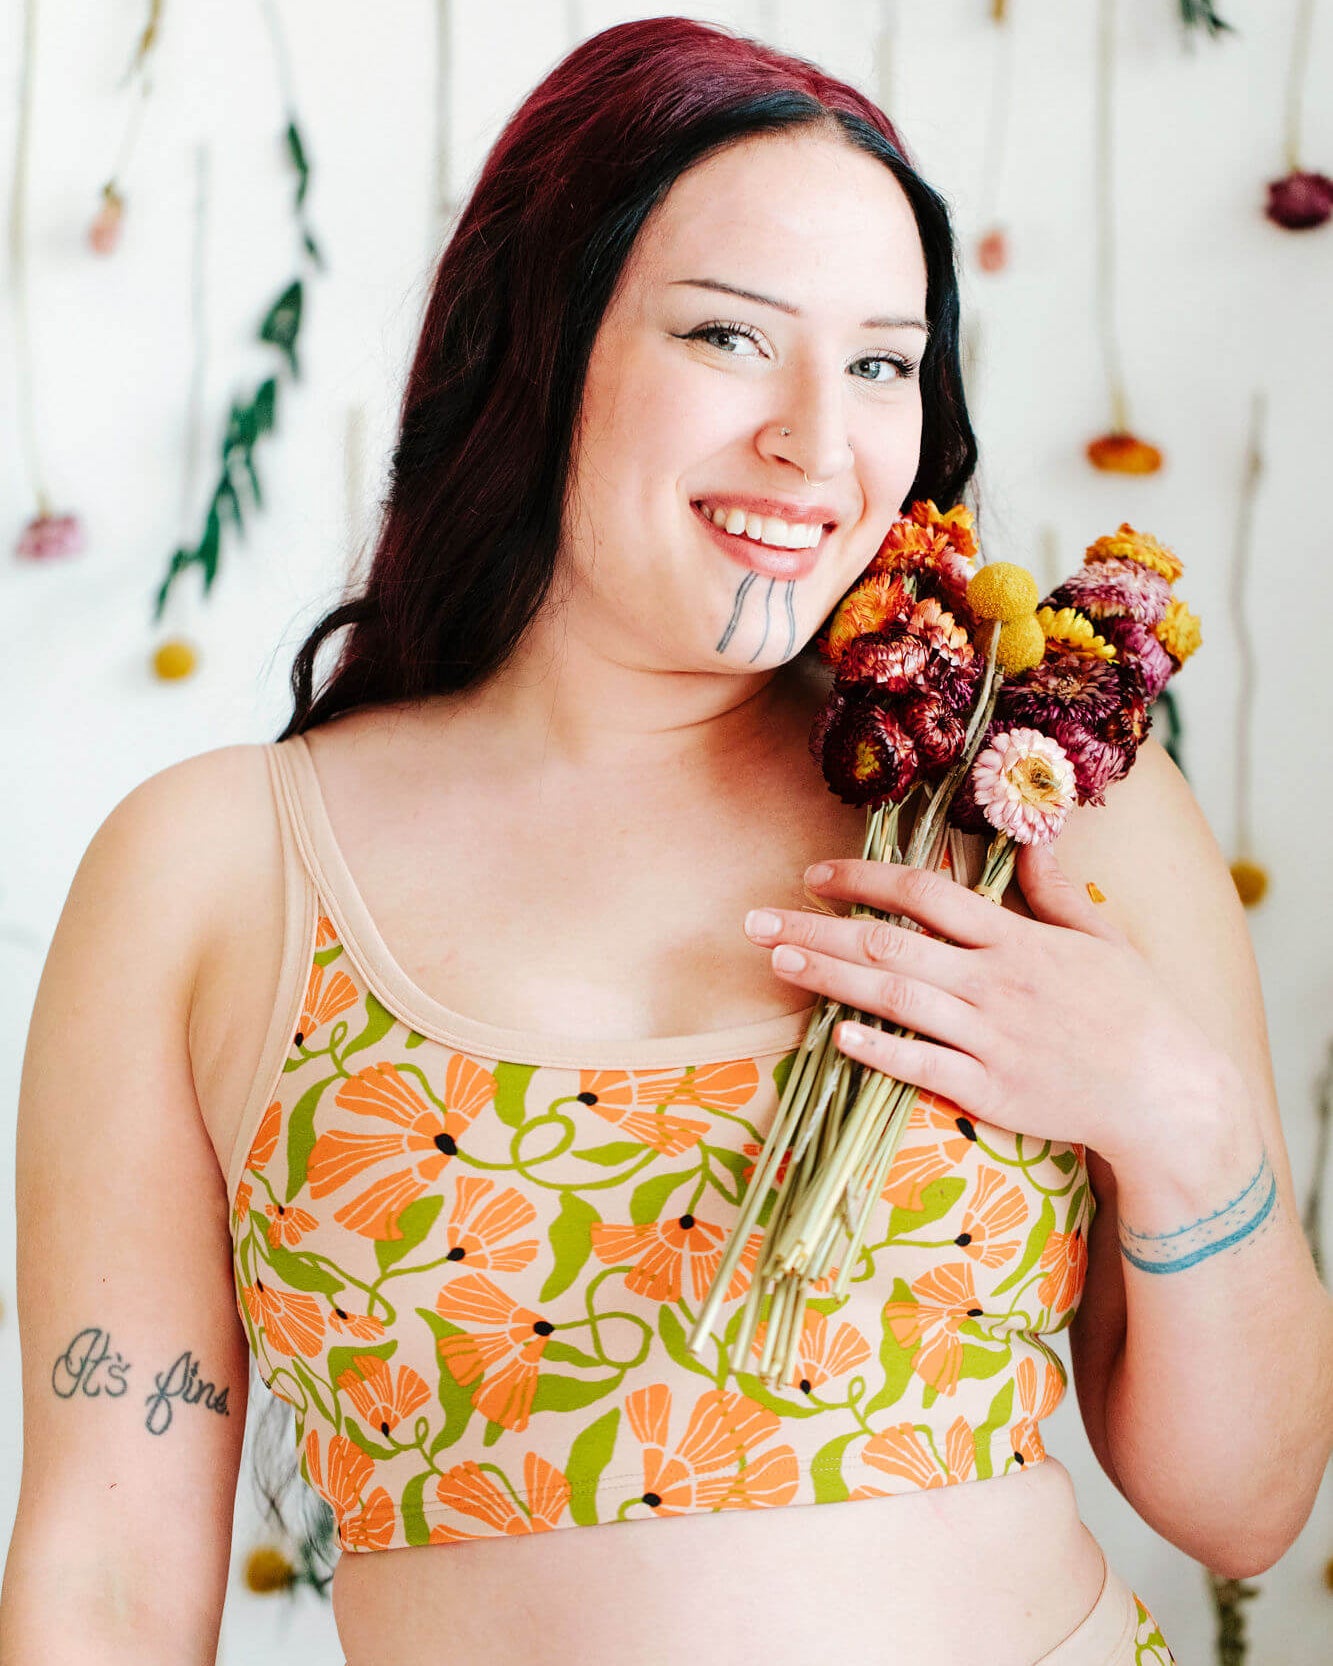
[779,426,791,436]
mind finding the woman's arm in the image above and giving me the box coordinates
[1056,738,1333,1578]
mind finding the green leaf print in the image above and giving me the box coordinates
[863,1277,918,1417]
[772,1050,797,1100]
[539,1193,601,1304]
[1049,1147,1078,1175]
[417,1311,479,1454]
[572,1140,649,1167]
[492,1062,538,1129]
[342,990,398,1061]
[887,1175,967,1240]
[374,1194,444,1274]
[706,1146,753,1192]
[991,1195,1055,1297]
[810,1431,860,1503]
[953,1342,1009,1386]
[629,1167,693,1227]
[541,1340,606,1370]
[970,1378,1015,1481]
[262,1236,346,1297]
[566,1407,620,1526]
[342,1413,397,1461]
[530,1372,622,1416]
[404,1030,426,1050]
[284,1072,340,1200]
[658,1305,715,1381]
[730,1371,820,1419]
[399,1469,434,1547]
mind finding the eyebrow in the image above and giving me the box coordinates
[670,277,930,336]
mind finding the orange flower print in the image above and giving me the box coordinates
[306,1054,496,1239]
[435,1272,554,1432]
[590,1215,761,1305]
[428,1452,571,1542]
[245,1100,282,1178]
[954,1166,1028,1268]
[740,1141,791,1190]
[295,958,358,1047]
[304,1427,396,1552]
[577,1070,709,1156]
[242,1278,326,1358]
[328,1305,387,1342]
[264,1200,319,1248]
[881,1092,978,1210]
[1008,1351,1065,1467]
[634,1058,761,1118]
[232,1179,253,1226]
[856,1415,975,1492]
[335,1354,432,1441]
[624,1383,799,1513]
[750,1306,872,1395]
[314,914,339,948]
[1037,1225,1088,1314]
[443,1175,540,1273]
[882,1262,983,1396]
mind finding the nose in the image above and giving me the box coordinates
[761,361,855,485]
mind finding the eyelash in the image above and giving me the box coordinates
[678,320,920,382]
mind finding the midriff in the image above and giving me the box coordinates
[189,688,1107,1666]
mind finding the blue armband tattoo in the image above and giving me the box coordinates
[1118,1148,1277,1274]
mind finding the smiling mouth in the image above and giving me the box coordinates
[691,499,835,552]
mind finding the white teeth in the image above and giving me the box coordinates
[702,502,826,551]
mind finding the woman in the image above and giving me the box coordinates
[5,18,1330,1666]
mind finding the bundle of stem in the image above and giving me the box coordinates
[688,635,1004,1387]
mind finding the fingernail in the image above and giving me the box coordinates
[805,863,834,886]
[745,909,782,939]
[772,945,806,972]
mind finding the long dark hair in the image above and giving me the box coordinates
[250,15,978,1583]
[275,16,976,741]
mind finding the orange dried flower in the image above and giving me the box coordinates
[1086,431,1163,475]
[822,573,912,667]
[1084,523,1183,584]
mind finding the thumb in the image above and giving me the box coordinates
[1015,840,1118,938]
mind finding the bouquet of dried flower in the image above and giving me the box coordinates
[687,503,1201,1386]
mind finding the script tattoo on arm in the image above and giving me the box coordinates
[1118,1148,1278,1275]
[51,1326,233,1433]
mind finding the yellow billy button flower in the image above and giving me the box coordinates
[1230,860,1268,909]
[243,1543,296,1593]
[1084,523,1184,584]
[995,614,1046,674]
[1156,598,1202,664]
[967,562,1040,622]
[1036,605,1117,661]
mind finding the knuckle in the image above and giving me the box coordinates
[863,921,901,964]
[878,972,914,1021]
[898,866,938,913]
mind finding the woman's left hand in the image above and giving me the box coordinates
[744,841,1238,1169]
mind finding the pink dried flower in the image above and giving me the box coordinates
[835,624,930,695]
[88,183,125,255]
[1265,170,1333,231]
[1051,720,1131,806]
[900,691,966,773]
[15,512,85,559]
[1049,557,1171,627]
[1001,647,1123,729]
[1104,618,1173,701]
[970,728,1076,845]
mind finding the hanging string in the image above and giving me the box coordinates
[11,0,48,518]
[1303,1040,1333,1285]
[874,0,898,116]
[1093,0,1129,435]
[977,0,1017,233]
[434,0,457,245]
[1284,0,1317,172]
[1229,392,1265,867]
[101,1,165,220]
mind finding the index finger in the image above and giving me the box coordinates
[804,859,1011,949]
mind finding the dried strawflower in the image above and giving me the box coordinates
[1084,523,1183,584]
[1051,719,1131,806]
[1104,618,1174,702]
[88,182,125,255]
[900,691,966,771]
[1265,170,1333,231]
[970,728,1076,844]
[906,499,979,563]
[1003,647,1123,729]
[1156,598,1202,665]
[820,699,919,807]
[1036,606,1117,661]
[15,512,85,559]
[1049,558,1171,627]
[821,573,913,668]
[1086,431,1163,474]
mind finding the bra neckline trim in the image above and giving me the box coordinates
[282,733,820,1070]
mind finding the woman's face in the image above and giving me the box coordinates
[562,127,930,677]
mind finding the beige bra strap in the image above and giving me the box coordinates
[222,740,318,1206]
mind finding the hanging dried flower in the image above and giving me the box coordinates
[243,1543,296,1593]
[970,728,1076,844]
[88,182,125,255]
[1086,431,1164,474]
[15,512,85,560]
[1264,169,1333,230]
[976,226,1009,272]
[152,639,199,680]
[1230,860,1269,909]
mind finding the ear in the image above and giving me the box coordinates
[1015,840,1121,939]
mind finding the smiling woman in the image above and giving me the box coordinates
[16,13,1330,1666]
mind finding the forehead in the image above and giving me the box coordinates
[624,129,927,310]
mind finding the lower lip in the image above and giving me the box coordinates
[691,503,828,581]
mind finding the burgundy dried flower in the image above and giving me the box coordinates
[1265,170,1333,231]
[1000,647,1123,729]
[820,699,919,808]
[1104,618,1173,701]
[835,624,930,696]
[1051,720,1131,806]
[808,690,847,770]
[900,691,966,773]
[1048,558,1170,627]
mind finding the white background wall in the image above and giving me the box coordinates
[2,1,1330,1661]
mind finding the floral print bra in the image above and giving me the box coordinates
[227,734,1096,1554]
